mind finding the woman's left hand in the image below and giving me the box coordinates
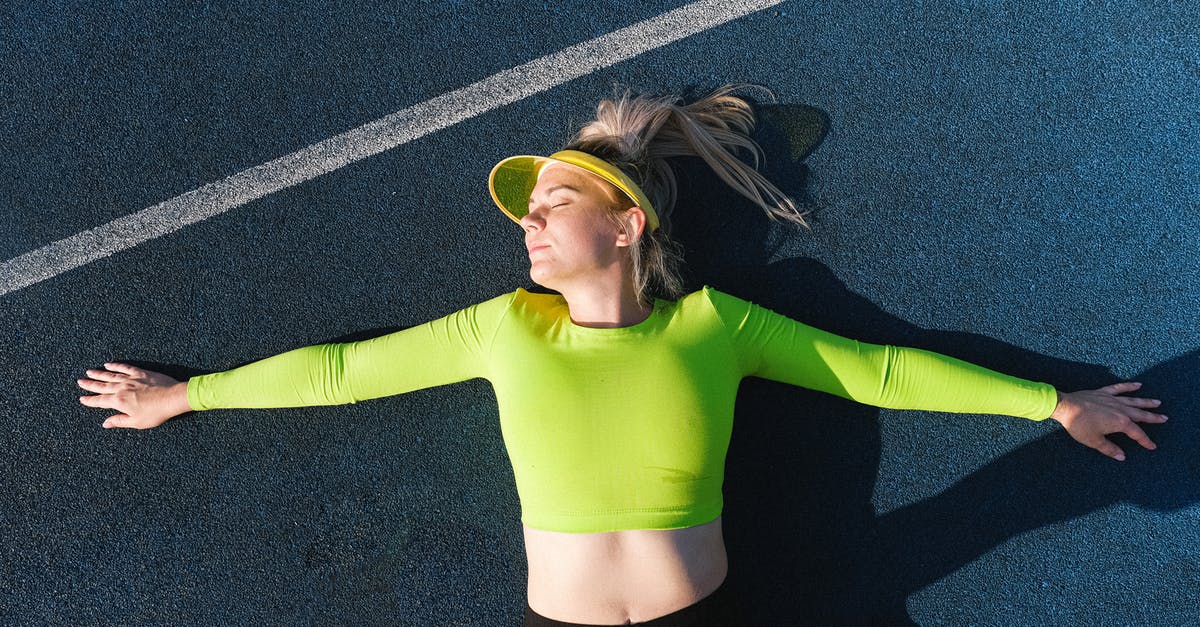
[1050,381,1168,461]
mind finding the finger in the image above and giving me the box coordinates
[77,378,114,393]
[1115,396,1162,409]
[103,362,140,376]
[102,414,133,429]
[1092,438,1126,461]
[79,394,114,409]
[1098,381,1141,396]
[85,368,126,382]
[1121,422,1158,451]
[1129,409,1169,424]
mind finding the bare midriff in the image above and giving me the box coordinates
[523,516,727,625]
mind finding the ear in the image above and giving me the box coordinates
[614,206,648,247]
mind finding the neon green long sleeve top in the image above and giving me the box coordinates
[187,286,1058,533]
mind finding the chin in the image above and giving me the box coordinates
[528,269,552,290]
[528,269,568,295]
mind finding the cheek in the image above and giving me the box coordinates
[582,215,620,246]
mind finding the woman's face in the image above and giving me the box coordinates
[520,163,629,290]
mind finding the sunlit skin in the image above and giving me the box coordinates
[75,164,1170,623]
[520,163,652,329]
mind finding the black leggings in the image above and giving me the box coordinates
[521,580,747,627]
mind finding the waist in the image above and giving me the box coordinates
[523,516,728,624]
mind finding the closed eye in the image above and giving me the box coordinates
[530,201,570,212]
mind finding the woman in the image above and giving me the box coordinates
[77,85,1166,626]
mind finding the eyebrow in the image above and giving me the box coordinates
[529,184,581,208]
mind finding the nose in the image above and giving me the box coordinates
[520,209,543,232]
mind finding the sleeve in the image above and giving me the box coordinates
[186,290,517,411]
[702,286,1058,420]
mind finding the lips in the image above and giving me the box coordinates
[527,243,550,254]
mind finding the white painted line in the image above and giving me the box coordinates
[0,0,784,297]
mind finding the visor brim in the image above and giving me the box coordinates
[487,151,660,231]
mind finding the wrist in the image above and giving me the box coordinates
[1049,389,1067,423]
[171,381,193,415]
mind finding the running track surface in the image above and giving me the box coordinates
[3,1,1197,624]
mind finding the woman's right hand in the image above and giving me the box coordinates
[77,362,193,429]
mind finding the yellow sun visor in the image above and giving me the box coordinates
[488,149,660,232]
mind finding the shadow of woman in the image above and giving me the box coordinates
[718,259,1196,624]
[668,106,1198,623]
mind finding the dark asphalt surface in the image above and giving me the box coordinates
[3,1,1197,625]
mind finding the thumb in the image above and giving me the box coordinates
[102,415,134,429]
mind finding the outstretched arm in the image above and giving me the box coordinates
[1050,381,1167,460]
[78,290,516,430]
[703,286,1166,460]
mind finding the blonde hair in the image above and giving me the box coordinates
[565,84,810,307]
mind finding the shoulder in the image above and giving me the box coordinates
[687,285,753,313]
[470,288,523,311]
[662,286,755,330]
[492,287,567,326]
[512,286,562,304]
[448,288,523,325]
[510,287,565,312]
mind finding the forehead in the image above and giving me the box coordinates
[532,162,623,203]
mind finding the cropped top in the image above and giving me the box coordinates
[187,286,1058,533]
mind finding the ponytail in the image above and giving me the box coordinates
[565,84,809,305]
